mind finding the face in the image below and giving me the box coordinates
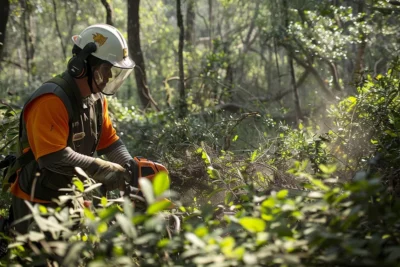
[92,63,113,92]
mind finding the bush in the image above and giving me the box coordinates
[2,161,400,266]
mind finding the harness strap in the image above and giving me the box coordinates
[2,150,34,191]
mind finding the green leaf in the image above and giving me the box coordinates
[277,190,288,200]
[153,171,170,197]
[262,198,275,208]
[139,177,155,204]
[83,183,102,193]
[185,232,206,248]
[28,231,45,242]
[319,164,337,174]
[225,191,233,205]
[157,238,169,248]
[194,226,208,237]
[98,206,119,220]
[233,246,245,260]
[97,222,108,233]
[310,178,330,191]
[73,178,84,193]
[232,135,238,141]
[132,214,148,225]
[221,236,235,249]
[201,151,211,164]
[385,130,398,137]
[123,197,134,219]
[62,242,86,266]
[207,187,224,198]
[74,167,89,180]
[239,217,266,233]
[134,233,158,245]
[207,166,219,179]
[39,205,47,214]
[101,197,108,207]
[146,199,172,215]
[115,213,137,238]
[83,208,96,221]
[345,96,357,112]
[251,149,258,162]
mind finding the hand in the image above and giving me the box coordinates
[86,158,130,191]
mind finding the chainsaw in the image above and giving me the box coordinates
[125,156,168,188]
[95,156,169,206]
[123,156,169,198]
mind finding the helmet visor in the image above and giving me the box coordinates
[93,63,133,95]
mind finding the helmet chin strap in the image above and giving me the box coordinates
[87,63,96,94]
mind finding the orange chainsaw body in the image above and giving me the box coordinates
[133,156,168,181]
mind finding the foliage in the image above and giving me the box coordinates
[2,160,400,266]
[327,58,400,183]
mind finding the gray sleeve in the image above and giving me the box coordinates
[100,139,133,166]
[38,147,95,176]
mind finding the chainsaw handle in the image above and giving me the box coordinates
[99,185,107,196]
[124,158,139,188]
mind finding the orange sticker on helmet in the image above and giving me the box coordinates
[92,33,108,47]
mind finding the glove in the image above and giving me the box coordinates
[86,158,130,191]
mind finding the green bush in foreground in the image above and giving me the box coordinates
[1,162,399,267]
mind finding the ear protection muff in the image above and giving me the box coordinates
[67,42,97,78]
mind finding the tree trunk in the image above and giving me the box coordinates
[0,0,10,63]
[127,0,157,110]
[283,0,302,123]
[208,0,213,50]
[185,0,195,91]
[20,0,35,82]
[52,0,66,59]
[353,1,366,85]
[101,0,114,26]
[185,0,195,46]
[177,0,187,118]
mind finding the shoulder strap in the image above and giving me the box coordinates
[45,76,81,123]
[96,94,104,136]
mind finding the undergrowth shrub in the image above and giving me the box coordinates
[1,161,400,267]
[327,58,400,188]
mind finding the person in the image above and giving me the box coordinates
[8,24,135,234]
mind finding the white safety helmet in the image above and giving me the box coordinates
[71,24,135,95]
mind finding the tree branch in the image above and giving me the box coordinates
[282,44,334,99]
[1,59,27,71]
[100,0,114,26]
[389,1,400,6]
[242,1,260,54]
[52,0,66,59]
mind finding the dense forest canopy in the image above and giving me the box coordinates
[1,0,400,266]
